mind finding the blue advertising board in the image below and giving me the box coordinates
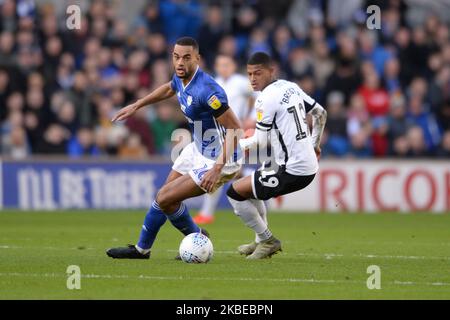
[0,159,233,210]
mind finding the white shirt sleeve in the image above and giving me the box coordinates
[255,93,276,132]
[299,88,317,113]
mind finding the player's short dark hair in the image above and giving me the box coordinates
[175,37,199,51]
[247,52,272,67]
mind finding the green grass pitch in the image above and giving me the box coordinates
[0,210,449,299]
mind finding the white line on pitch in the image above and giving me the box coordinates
[2,244,450,261]
[0,272,449,287]
[296,252,450,260]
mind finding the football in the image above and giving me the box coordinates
[179,232,214,263]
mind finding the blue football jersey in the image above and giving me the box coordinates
[171,67,240,161]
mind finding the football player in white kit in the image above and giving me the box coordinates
[194,54,256,225]
[226,52,327,259]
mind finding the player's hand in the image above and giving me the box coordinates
[111,103,139,122]
[200,166,222,193]
[314,146,321,161]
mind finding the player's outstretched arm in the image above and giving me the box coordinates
[309,103,327,159]
[111,82,175,122]
[200,108,242,193]
[239,127,269,151]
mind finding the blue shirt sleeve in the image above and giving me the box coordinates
[202,82,229,118]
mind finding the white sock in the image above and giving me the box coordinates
[250,199,267,224]
[257,229,273,243]
[227,197,272,242]
[249,199,268,242]
[135,245,150,255]
[199,186,223,217]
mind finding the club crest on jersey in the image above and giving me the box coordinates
[207,95,222,110]
[256,110,263,122]
[187,95,192,106]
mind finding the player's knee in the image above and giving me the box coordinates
[155,189,173,212]
[226,184,247,201]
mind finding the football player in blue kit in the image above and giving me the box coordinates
[106,37,242,259]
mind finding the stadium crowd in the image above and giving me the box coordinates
[0,0,449,160]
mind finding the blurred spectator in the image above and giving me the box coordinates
[118,133,148,159]
[387,94,413,154]
[55,100,78,135]
[358,66,389,117]
[435,130,450,158]
[272,24,297,69]
[322,91,349,157]
[233,5,258,43]
[286,0,313,39]
[247,27,272,57]
[406,94,442,152]
[311,39,334,91]
[394,27,415,85]
[159,0,202,44]
[327,0,363,30]
[217,35,242,64]
[323,56,361,105]
[125,108,156,155]
[151,103,178,155]
[347,93,372,157]
[0,0,18,33]
[383,57,402,93]
[428,65,450,117]
[438,99,450,132]
[214,54,253,122]
[147,33,169,64]
[35,124,69,154]
[198,4,225,68]
[358,66,390,156]
[408,26,431,77]
[23,109,42,152]
[0,68,11,119]
[406,126,431,157]
[65,71,94,126]
[67,126,100,158]
[0,31,16,67]
[358,30,393,77]
[288,47,313,79]
[141,1,164,34]
[94,127,116,156]
[0,0,448,161]
[1,126,29,159]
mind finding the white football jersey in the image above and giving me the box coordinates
[255,79,319,176]
[215,74,253,122]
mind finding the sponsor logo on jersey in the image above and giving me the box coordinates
[207,95,222,110]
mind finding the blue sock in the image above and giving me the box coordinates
[166,202,200,235]
[137,201,168,250]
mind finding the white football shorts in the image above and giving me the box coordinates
[172,142,241,193]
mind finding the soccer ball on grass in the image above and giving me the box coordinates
[179,232,213,263]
